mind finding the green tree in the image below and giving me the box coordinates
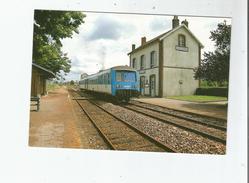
[70,80,75,85]
[33,10,86,78]
[194,21,231,86]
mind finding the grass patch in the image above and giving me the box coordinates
[167,95,227,102]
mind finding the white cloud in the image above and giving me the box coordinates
[149,16,171,32]
[85,15,125,41]
[61,13,231,81]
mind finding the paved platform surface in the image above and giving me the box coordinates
[29,87,82,148]
[133,97,227,120]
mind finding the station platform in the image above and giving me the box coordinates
[29,86,82,148]
[133,97,228,120]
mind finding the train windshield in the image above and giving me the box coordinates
[116,71,136,82]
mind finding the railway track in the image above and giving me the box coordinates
[121,102,226,144]
[68,89,225,153]
[130,100,227,129]
[74,98,178,152]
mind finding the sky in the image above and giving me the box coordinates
[61,12,231,81]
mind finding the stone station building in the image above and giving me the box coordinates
[128,16,203,97]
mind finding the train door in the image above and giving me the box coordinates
[140,76,145,95]
[150,75,156,97]
[85,79,88,89]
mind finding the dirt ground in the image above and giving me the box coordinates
[29,86,110,150]
[29,87,82,148]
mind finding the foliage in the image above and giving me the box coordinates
[195,87,228,97]
[194,21,231,86]
[47,82,60,92]
[33,10,86,78]
[200,80,228,88]
[70,80,75,85]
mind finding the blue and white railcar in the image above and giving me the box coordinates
[79,65,140,101]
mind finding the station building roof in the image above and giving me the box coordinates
[128,24,204,55]
[32,62,56,78]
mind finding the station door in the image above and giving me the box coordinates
[140,76,145,95]
[150,75,156,97]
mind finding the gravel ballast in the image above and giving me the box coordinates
[98,101,226,154]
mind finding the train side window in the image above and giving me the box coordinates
[103,74,106,84]
[106,74,108,84]
[107,73,110,84]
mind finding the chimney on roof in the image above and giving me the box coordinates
[172,16,179,29]
[132,44,136,51]
[181,19,189,27]
[141,37,146,46]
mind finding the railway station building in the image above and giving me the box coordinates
[31,62,56,97]
[128,16,203,97]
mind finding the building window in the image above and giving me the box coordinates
[178,34,186,47]
[132,58,136,69]
[150,51,156,68]
[140,55,145,70]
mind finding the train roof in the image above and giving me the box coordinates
[111,65,136,71]
[80,65,137,81]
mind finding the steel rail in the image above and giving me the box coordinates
[130,101,227,131]
[122,105,226,145]
[88,100,178,153]
[133,100,227,122]
[75,99,117,150]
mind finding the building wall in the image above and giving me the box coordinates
[31,69,40,97]
[163,27,199,68]
[163,68,198,96]
[130,42,160,96]
[31,67,48,97]
[162,27,199,96]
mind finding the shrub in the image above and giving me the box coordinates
[195,87,228,97]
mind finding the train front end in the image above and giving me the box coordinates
[111,66,140,102]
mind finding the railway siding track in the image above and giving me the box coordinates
[69,89,226,154]
[130,101,227,130]
[98,101,225,154]
[68,89,112,149]
[122,104,226,144]
[76,99,178,152]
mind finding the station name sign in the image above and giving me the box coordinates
[175,46,189,52]
[139,70,146,74]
